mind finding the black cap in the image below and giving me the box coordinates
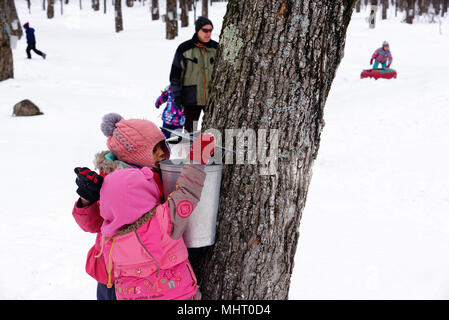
[195,16,213,33]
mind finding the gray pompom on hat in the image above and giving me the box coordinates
[101,113,123,137]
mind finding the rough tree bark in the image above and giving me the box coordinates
[166,0,178,39]
[0,4,14,81]
[189,0,356,300]
[115,0,123,32]
[3,0,23,40]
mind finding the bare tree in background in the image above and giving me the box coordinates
[3,0,23,40]
[181,0,189,27]
[115,0,123,32]
[382,0,388,18]
[166,0,178,39]
[47,0,55,18]
[202,0,208,17]
[92,0,100,10]
[0,0,14,81]
[369,0,377,28]
[151,0,159,20]
[406,0,415,23]
[189,0,356,300]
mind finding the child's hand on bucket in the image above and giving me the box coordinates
[189,134,215,165]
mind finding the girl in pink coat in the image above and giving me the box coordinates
[99,164,206,300]
[72,112,214,299]
[73,113,170,299]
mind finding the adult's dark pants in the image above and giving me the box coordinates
[26,43,45,59]
[183,105,205,133]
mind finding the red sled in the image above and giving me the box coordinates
[360,68,397,80]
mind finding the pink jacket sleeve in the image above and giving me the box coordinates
[72,199,103,233]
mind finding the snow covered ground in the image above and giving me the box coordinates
[0,1,448,299]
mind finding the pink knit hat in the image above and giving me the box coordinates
[100,113,169,168]
[99,167,160,237]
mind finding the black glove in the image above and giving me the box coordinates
[74,167,104,203]
[174,96,183,108]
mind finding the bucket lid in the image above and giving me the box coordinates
[160,159,222,172]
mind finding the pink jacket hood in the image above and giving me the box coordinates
[99,167,160,237]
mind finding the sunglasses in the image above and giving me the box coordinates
[201,28,213,33]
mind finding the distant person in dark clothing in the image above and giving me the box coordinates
[23,22,46,60]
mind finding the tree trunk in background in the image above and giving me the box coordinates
[369,0,378,28]
[356,0,361,12]
[3,0,23,40]
[0,4,14,81]
[382,0,388,18]
[406,0,415,23]
[202,0,208,17]
[187,0,192,11]
[189,0,356,300]
[193,0,197,21]
[126,0,133,7]
[433,0,441,15]
[151,0,159,20]
[115,0,123,32]
[92,0,100,10]
[47,0,55,18]
[104,0,107,13]
[166,0,178,39]
[443,0,448,15]
[181,0,189,27]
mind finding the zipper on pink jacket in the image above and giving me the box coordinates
[134,231,161,278]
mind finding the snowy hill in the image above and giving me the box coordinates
[0,1,448,299]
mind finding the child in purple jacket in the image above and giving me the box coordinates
[370,41,393,69]
[155,85,185,139]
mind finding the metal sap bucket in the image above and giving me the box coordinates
[160,159,223,248]
[9,35,18,50]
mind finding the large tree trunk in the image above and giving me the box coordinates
[0,2,14,81]
[115,0,123,32]
[3,0,23,40]
[166,0,178,39]
[190,0,356,300]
